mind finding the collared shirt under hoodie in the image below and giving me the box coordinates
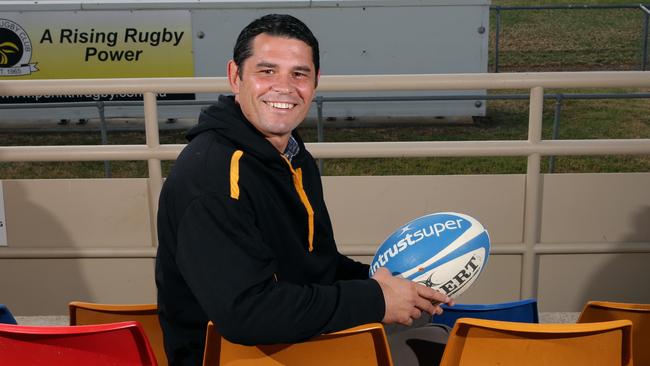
[155,95,385,366]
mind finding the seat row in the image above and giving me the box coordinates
[423,299,646,366]
[0,302,392,366]
[0,299,648,365]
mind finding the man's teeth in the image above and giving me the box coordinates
[267,102,295,109]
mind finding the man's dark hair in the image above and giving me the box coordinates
[233,14,320,82]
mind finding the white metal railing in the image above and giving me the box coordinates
[2,71,650,299]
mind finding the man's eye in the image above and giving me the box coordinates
[261,69,274,74]
[293,72,308,79]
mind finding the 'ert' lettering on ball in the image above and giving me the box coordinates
[437,254,481,296]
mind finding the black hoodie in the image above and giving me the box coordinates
[155,95,385,365]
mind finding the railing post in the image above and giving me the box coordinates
[96,101,112,178]
[316,96,325,173]
[494,6,502,73]
[641,5,650,71]
[144,92,162,248]
[521,86,544,300]
[548,93,563,173]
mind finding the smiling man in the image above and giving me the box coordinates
[155,14,452,366]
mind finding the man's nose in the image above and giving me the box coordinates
[271,73,295,93]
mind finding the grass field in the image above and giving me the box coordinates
[1,0,649,178]
[490,1,646,71]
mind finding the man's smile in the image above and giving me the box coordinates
[265,101,297,110]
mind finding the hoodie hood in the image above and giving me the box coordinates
[187,95,307,165]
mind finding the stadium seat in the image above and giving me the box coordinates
[0,321,157,365]
[68,301,166,366]
[578,300,650,366]
[202,321,393,366]
[431,298,539,328]
[0,304,17,325]
[439,318,632,366]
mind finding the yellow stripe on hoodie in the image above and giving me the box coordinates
[282,156,315,252]
[229,150,244,199]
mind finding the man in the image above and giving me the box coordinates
[156,14,452,365]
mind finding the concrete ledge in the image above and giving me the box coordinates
[539,312,580,323]
[13,312,580,327]
[14,316,69,326]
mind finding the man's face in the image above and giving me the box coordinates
[228,33,318,146]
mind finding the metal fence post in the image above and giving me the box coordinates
[494,6,502,73]
[316,96,325,173]
[521,86,544,300]
[548,94,563,173]
[641,5,650,71]
[96,101,112,178]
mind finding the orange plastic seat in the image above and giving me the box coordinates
[439,318,632,366]
[0,321,157,365]
[68,301,166,366]
[578,300,650,366]
[202,321,393,366]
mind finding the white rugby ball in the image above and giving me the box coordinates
[369,212,490,298]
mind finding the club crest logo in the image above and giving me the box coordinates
[0,18,38,76]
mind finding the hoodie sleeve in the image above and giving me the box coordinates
[336,255,372,280]
[174,192,385,345]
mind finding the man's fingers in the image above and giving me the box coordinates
[416,284,451,305]
[410,307,422,320]
[415,296,437,315]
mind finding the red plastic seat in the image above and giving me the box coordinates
[68,301,166,365]
[0,321,157,366]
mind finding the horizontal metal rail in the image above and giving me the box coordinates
[0,248,157,259]
[2,139,650,162]
[4,241,649,259]
[4,91,650,111]
[492,4,649,10]
[2,72,650,95]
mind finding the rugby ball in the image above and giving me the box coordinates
[369,212,490,298]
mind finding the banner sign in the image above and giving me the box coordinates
[0,10,194,102]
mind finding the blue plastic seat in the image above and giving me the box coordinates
[432,298,539,328]
[0,304,17,325]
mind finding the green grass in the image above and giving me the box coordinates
[1,1,649,178]
[490,2,646,71]
[2,93,648,178]
[310,94,650,175]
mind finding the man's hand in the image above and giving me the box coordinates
[372,267,454,326]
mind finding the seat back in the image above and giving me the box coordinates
[432,298,539,328]
[0,304,17,325]
[203,321,393,366]
[439,318,632,366]
[578,300,650,366]
[68,301,166,365]
[0,321,157,366]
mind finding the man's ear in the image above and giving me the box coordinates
[227,60,240,94]
[315,69,321,88]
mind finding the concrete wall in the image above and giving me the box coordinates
[1,173,648,315]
